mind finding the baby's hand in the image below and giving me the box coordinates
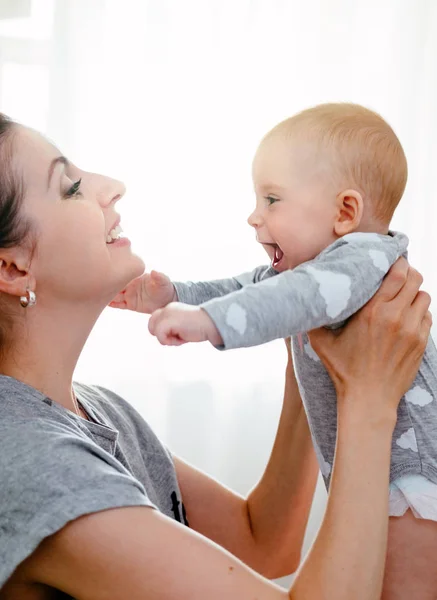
[148,303,223,347]
[109,270,177,314]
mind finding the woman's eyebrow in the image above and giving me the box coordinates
[47,156,69,189]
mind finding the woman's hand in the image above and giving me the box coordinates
[308,258,432,420]
[294,260,432,600]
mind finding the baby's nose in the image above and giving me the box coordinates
[247,209,260,228]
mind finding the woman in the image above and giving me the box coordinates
[0,113,431,600]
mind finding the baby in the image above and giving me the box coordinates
[112,103,437,597]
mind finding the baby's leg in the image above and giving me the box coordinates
[381,509,437,599]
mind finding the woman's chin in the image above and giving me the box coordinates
[120,253,145,286]
[89,252,146,308]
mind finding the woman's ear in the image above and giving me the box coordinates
[334,189,364,236]
[0,249,34,299]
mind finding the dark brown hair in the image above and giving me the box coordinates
[0,113,31,247]
[0,113,34,358]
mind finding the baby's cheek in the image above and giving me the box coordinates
[284,234,324,268]
[307,219,336,254]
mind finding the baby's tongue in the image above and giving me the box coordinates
[273,246,284,268]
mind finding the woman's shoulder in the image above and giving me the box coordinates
[0,379,153,589]
[0,377,152,498]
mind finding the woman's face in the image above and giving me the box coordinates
[15,126,145,307]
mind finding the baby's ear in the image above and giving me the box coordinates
[334,189,363,236]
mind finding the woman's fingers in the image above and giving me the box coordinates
[370,257,409,303]
[411,289,431,314]
[308,259,432,412]
[421,310,433,343]
[391,266,423,308]
[362,262,425,335]
[405,292,432,340]
[407,291,432,337]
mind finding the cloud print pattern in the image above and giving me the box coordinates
[174,231,437,490]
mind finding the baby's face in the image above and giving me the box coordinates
[249,136,338,271]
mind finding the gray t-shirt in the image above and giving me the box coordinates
[174,231,437,488]
[0,376,187,589]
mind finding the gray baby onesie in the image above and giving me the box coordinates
[0,376,188,589]
[174,231,437,487]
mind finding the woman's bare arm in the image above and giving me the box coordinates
[9,260,430,600]
[293,260,431,599]
[173,350,318,579]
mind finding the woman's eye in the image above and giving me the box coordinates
[266,195,279,205]
[64,178,82,198]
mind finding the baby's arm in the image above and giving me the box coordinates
[173,265,274,305]
[146,266,274,346]
[200,232,408,349]
[150,232,407,349]
[110,266,272,314]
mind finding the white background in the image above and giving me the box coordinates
[0,0,436,586]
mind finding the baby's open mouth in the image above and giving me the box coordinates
[261,242,284,269]
[272,244,284,268]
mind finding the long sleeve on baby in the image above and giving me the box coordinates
[173,265,273,303]
[174,231,408,350]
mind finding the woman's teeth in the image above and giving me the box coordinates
[106,225,123,244]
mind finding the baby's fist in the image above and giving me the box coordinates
[148,303,223,347]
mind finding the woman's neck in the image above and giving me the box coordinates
[1,301,102,412]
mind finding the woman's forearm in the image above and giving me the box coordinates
[246,360,319,577]
[290,399,396,600]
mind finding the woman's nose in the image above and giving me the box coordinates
[98,177,126,208]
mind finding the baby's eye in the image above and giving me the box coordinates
[266,195,279,206]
